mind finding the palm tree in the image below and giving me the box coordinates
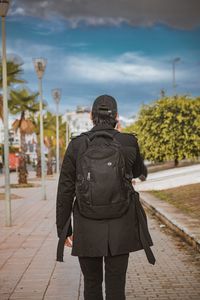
[0,56,25,88]
[44,112,67,175]
[30,114,42,177]
[34,111,57,176]
[0,56,26,120]
[43,112,56,175]
[59,116,68,161]
[29,105,49,178]
[30,110,67,177]
[0,95,3,120]
[9,88,39,184]
[44,135,55,175]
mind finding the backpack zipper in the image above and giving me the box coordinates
[87,171,91,181]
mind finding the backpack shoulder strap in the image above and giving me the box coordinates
[77,131,92,154]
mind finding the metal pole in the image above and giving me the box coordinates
[56,102,59,174]
[38,78,46,200]
[172,57,180,95]
[172,61,176,94]
[2,16,11,226]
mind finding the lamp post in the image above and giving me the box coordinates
[172,57,180,94]
[0,0,11,226]
[52,89,61,174]
[33,58,47,200]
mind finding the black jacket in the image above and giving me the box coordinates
[56,124,154,260]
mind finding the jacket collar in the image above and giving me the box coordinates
[90,124,115,132]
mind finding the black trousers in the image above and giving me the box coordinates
[78,251,129,300]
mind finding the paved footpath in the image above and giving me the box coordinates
[0,174,200,300]
[136,164,200,191]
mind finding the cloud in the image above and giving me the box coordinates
[64,53,182,84]
[11,0,200,29]
[7,38,187,86]
[6,39,200,116]
[10,6,26,16]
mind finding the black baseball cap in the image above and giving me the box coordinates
[92,95,118,116]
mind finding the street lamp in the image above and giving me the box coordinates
[52,89,61,174]
[172,57,180,94]
[0,0,11,226]
[33,58,47,200]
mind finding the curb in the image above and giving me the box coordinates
[140,193,200,253]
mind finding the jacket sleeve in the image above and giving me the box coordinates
[132,141,148,179]
[56,141,76,238]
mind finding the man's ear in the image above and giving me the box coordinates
[89,112,93,120]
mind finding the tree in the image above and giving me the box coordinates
[30,109,67,177]
[29,107,50,178]
[0,56,26,120]
[43,112,67,175]
[125,96,200,166]
[0,56,25,88]
[0,95,3,120]
[30,114,42,178]
[9,88,39,184]
[42,111,55,176]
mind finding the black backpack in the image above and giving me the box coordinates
[75,131,131,219]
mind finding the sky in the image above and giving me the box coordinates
[2,0,200,117]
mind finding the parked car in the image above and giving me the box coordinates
[9,153,19,172]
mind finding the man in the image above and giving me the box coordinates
[56,95,154,300]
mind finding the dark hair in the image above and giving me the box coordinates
[91,111,117,128]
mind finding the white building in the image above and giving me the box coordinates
[0,107,136,164]
[62,106,136,138]
[0,118,21,151]
[62,106,93,138]
[0,117,38,163]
